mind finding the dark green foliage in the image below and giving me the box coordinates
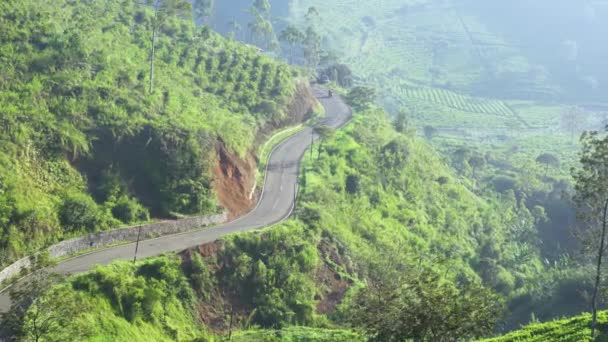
[492,175,518,193]
[423,125,438,140]
[320,64,353,87]
[349,263,504,341]
[218,223,319,328]
[536,153,559,169]
[59,192,110,233]
[0,271,91,341]
[345,174,360,194]
[380,138,410,171]
[393,110,409,133]
[111,196,150,224]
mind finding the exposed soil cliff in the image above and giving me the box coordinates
[212,83,317,219]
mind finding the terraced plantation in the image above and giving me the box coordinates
[291,0,607,174]
[399,86,514,117]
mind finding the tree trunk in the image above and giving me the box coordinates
[149,25,157,94]
[228,305,234,340]
[591,197,608,338]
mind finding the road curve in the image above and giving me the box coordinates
[0,86,351,313]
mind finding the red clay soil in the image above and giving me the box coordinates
[212,83,317,219]
[212,145,257,220]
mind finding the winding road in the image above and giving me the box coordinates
[0,86,351,313]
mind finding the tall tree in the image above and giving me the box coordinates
[279,25,304,63]
[253,0,270,14]
[248,0,277,51]
[248,9,273,49]
[138,0,192,94]
[468,155,486,180]
[536,152,560,176]
[572,130,608,338]
[303,26,320,68]
[393,110,409,133]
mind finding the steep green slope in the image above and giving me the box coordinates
[481,311,608,342]
[8,106,577,340]
[0,0,302,266]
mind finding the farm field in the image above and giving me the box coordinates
[290,0,608,174]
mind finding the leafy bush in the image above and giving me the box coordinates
[59,193,108,233]
[111,196,150,224]
[219,222,319,328]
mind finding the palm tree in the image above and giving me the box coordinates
[137,0,192,94]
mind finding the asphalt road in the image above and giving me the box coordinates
[0,86,351,313]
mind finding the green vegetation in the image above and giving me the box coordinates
[287,0,603,176]
[480,311,608,342]
[0,0,300,267]
[5,1,608,341]
[281,1,604,332]
[6,106,588,340]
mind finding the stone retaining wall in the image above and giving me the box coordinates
[0,212,227,285]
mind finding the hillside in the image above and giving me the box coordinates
[286,0,605,180]
[480,311,608,342]
[0,0,316,267]
[3,102,585,340]
[1,1,604,341]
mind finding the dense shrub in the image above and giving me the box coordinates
[59,193,108,233]
[111,196,150,224]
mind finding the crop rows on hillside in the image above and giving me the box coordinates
[399,86,513,116]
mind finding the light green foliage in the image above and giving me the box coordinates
[480,311,608,342]
[184,252,215,300]
[0,0,297,266]
[111,196,151,224]
[41,257,209,341]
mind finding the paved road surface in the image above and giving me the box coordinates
[0,86,351,313]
